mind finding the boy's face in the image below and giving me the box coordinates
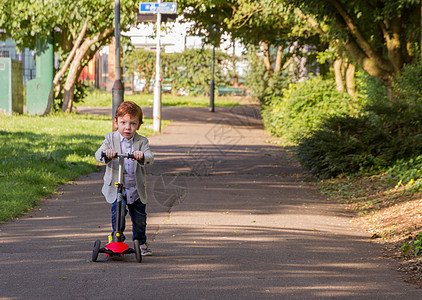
[114,113,141,140]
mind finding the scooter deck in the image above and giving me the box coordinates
[100,242,136,256]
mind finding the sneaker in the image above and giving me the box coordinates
[140,244,152,256]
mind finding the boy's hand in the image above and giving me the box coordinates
[105,149,117,159]
[132,151,144,161]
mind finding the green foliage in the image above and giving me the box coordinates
[387,156,422,193]
[402,232,422,256]
[123,48,233,95]
[1,0,139,108]
[297,60,422,178]
[354,68,387,107]
[179,0,422,89]
[123,48,156,92]
[392,59,422,104]
[262,76,358,143]
[165,48,232,94]
[0,0,137,50]
[244,49,271,102]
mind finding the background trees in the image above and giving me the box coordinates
[178,0,421,90]
[291,0,420,88]
[0,0,138,112]
[123,47,233,95]
[2,0,421,113]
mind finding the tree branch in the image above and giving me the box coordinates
[62,26,114,112]
[295,9,325,36]
[261,41,272,72]
[45,19,89,114]
[325,0,393,73]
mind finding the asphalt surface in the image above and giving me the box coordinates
[0,105,420,299]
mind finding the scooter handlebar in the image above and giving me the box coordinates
[101,151,137,160]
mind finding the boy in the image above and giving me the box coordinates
[95,101,154,255]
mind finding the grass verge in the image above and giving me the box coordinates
[0,113,161,223]
[78,89,253,108]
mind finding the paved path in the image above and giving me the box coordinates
[1,106,420,299]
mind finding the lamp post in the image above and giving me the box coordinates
[112,0,124,120]
[209,24,216,113]
[209,45,215,112]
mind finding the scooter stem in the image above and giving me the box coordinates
[114,156,126,242]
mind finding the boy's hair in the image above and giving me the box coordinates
[113,101,143,130]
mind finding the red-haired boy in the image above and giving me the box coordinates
[95,101,154,255]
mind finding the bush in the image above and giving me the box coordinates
[262,76,358,143]
[392,59,422,103]
[297,61,422,178]
[296,115,386,178]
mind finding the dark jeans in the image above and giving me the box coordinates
[111,197,147,244]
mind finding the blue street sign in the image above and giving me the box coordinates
[139,2,177,14]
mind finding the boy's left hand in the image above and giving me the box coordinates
[132,151,144,161]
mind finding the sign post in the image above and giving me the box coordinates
[153,0,162,133]
[139,1,177,132]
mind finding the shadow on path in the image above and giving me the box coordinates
[0,105,420,299]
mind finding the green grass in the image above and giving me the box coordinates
[77,88,247,108]
[0,113,159,223]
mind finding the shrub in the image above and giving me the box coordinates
[296,115,387,178]
[262,76,358,143]
[297,61,422,178]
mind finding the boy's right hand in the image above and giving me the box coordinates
[105,149,117,159]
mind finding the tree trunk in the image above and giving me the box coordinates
[328,0,393,74]
[62,52,82,113]
[61,27,113,113]
[233,76,239,88]
[297,6,396,89]
[47,20,88,114]
[333,58,344,93]
[379,17,402,73]
[261,41,272,72]
[274,45,283,73]
[343,38,392,88]
[345,63,356,97]
[62,85,75,112]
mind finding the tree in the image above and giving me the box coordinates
[178,0,328,95]
[0,0,139,113]
[290,0,420,89]
[178,0,421,90]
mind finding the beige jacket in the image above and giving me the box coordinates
[95,131,154,204]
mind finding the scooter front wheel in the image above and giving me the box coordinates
[92,240,101,262]
[133,240,142,263]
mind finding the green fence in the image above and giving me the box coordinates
[0,57,24,114]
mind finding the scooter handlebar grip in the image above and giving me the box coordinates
[101,151,117,159]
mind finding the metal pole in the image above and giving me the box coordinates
[112,0,124,120]
[209,45,215,112]
[153,0,162,132]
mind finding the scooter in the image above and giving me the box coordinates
[91,152,142,263]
